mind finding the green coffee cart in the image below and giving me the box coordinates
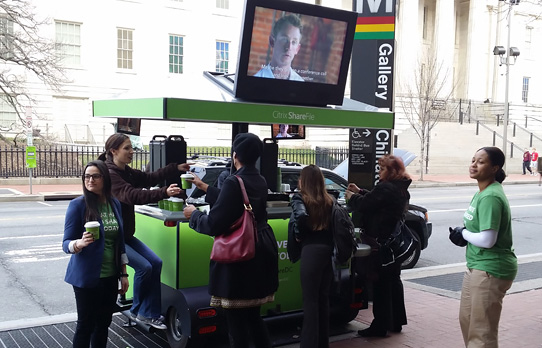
[93,96,393,347]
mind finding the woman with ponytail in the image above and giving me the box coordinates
[448,146,517,347]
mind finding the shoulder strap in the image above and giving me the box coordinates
[234,175,250,206]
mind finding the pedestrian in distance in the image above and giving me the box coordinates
[448,146,517,348]
[183,132,279,348]
[288,164,335,348]
[530,147,538,176]
[98,133,190,330]
[62,160,129,348]
[345,154,410,337]
[522,148,532,175]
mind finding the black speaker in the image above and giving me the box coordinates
[259,138,278,192]
[149,135,187,187]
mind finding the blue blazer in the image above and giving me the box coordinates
[63,196,127,288]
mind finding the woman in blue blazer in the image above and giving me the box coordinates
[62,160,129,348]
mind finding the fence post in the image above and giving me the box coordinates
[493,131,496,146]
[525,115,528,128]
[513,123,516,137]
[510,143,514,158]
[476,121,479,135]
[497,114,500,127]
[530,133,533,147]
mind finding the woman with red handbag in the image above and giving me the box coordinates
[184,133,279,348]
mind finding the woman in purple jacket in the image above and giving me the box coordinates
[63,160,129,348]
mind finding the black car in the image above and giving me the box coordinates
[186,161,432,269]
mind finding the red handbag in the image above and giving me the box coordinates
[210,175,258,263]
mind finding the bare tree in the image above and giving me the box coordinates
[0,0,66,144]
[399,51,455,181]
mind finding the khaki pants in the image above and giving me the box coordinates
[459,268,513,348]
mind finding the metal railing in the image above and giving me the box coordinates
[0,145,349,178]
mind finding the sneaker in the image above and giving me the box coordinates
[136,315,167,330]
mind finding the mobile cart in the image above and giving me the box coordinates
[93,95,394,347]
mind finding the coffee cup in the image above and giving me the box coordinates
[181,173,194,189]
[84,221,100,240]
[158,199,166,209]
[170,197,184,211]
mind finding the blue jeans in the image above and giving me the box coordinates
[126,237,163,319]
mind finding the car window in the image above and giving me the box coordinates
[323,174,347,199]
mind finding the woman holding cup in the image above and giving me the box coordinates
[98,133,190,329]
[62,160,129,348]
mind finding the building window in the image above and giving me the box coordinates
[522,77,530,103]
[0,96,17,128]
[215,41,229,73]
[525,26,533,43]
[117,28,133,69]
[55,21,81,66]
[422,6,428,40]
[216,0,229,10]
[169,35,184,74]
[0,15,14,59]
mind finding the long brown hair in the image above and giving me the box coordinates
[379,155,410,182]
[97,133,129,161]
[299,165,334,231]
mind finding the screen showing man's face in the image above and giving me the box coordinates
[270,24,301,68]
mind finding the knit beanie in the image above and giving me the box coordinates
[232,133,263,165]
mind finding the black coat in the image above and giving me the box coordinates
[189,165,279,300]
[348,179,411,240]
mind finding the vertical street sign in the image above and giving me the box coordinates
[25,106,33,193]
[348,127,392,191]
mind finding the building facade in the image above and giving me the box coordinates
[1,0,541,147]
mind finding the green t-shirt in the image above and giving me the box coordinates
[99,203,120,278]
[463,182,517,280]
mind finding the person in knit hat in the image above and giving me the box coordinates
[184,132,278,348]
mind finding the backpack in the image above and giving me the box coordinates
[330,202,357,264]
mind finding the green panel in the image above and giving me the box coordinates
[178,221,213,288]
[166,98,393,129]
[354,32,395,40]
[93,98,165,119]
[134,214,179,288]
[262,218,302,314]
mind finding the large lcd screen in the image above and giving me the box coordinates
[248,8,348,85]
[234,0,357,107]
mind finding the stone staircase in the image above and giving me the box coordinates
[395,122,536,175]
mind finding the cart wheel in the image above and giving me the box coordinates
[165,306,190,348]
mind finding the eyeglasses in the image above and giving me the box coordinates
[84,174,103,181]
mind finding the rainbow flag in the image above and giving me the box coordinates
[354,16,395,40]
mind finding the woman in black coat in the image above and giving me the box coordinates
[183,133,279,348]
[345,154,411,337]
[288,164,335,348]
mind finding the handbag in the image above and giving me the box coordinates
[380,219,418,267]
[210,175,258,263]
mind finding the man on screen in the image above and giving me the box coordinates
[276,124,293,138]
[254,14,304,81]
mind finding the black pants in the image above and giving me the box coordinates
[300,244,333,348]
[72,276,118,348]
[223,306,271,348]
[370,262,407,332]
[523,161,532,174]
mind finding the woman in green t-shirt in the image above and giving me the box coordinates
[449,146,517,348]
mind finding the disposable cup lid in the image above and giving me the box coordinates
[84,221,100,228]
[170,197,184,203]
[181,173,194,179]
